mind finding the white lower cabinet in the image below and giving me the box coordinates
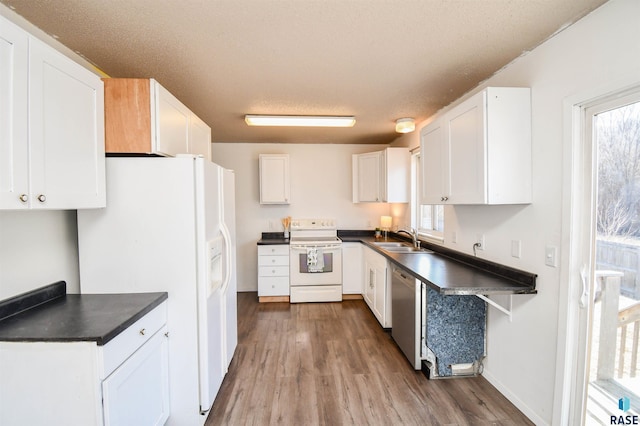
[0,302,169,426]
[258,245,290,298]
[362,246,391,327]
[342,242,363,294]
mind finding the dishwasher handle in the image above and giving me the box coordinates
[393,267,414,289]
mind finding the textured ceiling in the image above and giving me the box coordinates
[2,0,609,144]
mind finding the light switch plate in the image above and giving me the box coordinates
[511,240,521,258]
[545,245,558,267]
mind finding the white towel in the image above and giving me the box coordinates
[307,247,325,272]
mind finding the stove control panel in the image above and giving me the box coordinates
[290,218,337,230]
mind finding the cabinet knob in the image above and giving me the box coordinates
[271,259,276,263]
[139,328,146,336]
[37,194,46,203]
[19,194,28,203]
[164,332,169,338]
[441,196,449,202]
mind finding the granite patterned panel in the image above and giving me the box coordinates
[426,287,486,377]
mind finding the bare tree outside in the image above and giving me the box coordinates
[597,101,640,238]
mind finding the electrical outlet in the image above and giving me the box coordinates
[451,231,457,243]
[476,234,485,250]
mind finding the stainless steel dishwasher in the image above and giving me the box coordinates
[391,265,421,369]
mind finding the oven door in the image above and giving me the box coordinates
[289,243,342,286]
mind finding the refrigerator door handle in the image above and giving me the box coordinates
[219,224,232,293]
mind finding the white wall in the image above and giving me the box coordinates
[0,211,80,299]
[393,0,639,423]
[211,143,400,292]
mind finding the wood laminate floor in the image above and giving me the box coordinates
[205,292,533,425]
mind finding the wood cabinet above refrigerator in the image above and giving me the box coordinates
[103,78,211,159]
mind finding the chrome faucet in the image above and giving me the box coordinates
[397,227,419,248]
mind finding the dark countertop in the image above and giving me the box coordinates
[255,229,536,295]
[0,281,168,345]
[257,232,290,245]
[342,234,537,296]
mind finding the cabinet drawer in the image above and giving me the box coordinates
[258,277,290,296]
[258,266,290,277]
[258,255,289,267]
[99,301,167,379]
[258,245,289,256]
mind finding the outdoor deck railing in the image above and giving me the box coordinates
[618,301,640,378]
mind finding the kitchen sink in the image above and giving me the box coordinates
[373,241,433,253]
[384,247,433,253]
[373,242,406,247]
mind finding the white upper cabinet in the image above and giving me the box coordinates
[0,16,105,210]
[353,147,409,203]
[188,113,212,160]
[104,78,211,158]
[420,87,532,205]
[259,154,290,204]
[154,81,190,157]
[355,151,383,202]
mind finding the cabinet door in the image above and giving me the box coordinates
[0,17,29,209]
[259,154,290,204]
[447,91,487,204]
[28,37,105,209]
[357,152,382,202]
[373,261,387,325]
[420,120,448,204]
[102,327,170,426]
[154,81,190,157]
[342,243,363,294]
[363,260,375,308]
[189,113,211,160]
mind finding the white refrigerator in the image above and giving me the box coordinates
[77,155,237,426]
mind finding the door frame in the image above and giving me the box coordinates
[554,78,640,425]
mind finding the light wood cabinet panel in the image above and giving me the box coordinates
[104,78,210,158]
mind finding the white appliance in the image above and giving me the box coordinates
[289,218,342,303]
[77,155,237,426]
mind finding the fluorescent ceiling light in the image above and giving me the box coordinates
[244,115,356,127]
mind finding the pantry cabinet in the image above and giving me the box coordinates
[259,154,290,204]
[363,246,391,327]
[420,87,531,205]
[352,147,409,203]
[0,15,105,210]
[103,78,211,159]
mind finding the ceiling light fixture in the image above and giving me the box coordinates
[244,115,356,128]
[395,118,415,133]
